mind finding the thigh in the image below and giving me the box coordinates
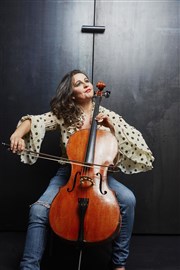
[108,174,136,206]
[38,165,71,205]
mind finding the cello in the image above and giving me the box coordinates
[49,81,122,268]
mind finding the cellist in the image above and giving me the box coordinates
[10,69,154,270]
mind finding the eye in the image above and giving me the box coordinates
[74,81,81,87]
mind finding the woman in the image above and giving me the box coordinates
[10,69,154,270]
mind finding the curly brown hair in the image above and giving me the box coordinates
[50,69,89,126]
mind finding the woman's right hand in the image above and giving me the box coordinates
[9,119,31,153]
[10,133,25,153]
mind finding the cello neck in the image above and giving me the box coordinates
[84,81,110,164]
[84,95,102,164]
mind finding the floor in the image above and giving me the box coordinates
[0,232,179,270]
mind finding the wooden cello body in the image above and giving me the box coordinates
[49,82,121,245]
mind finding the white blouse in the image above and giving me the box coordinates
[18,106,154,174]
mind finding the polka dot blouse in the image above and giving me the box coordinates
[17,106,154,174]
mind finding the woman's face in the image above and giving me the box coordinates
[72,73,94,103]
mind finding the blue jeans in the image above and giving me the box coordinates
[20,165,136,269]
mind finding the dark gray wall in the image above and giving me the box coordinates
[0,0,94,230]
[0,0,179,234]
[94,1,180,234]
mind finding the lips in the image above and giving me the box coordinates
[85,88,91,93]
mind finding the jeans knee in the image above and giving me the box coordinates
[128,191,136,209]
[29,202,49,224]
[117,189,136,210]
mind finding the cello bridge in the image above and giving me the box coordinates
[80,176,94,187]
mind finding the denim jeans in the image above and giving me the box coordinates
[20,165,136,270]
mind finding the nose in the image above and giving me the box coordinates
[83,82,89,88]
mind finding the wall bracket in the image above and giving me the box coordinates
[81,25,105,34]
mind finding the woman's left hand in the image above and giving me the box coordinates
[95,113,115,134]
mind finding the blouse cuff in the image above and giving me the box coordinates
[17,115,46,164]
[114,125,154,174]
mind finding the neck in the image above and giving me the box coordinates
[78,100,93,115]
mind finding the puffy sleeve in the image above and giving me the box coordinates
[17,111,58,164]
[101,107,155,174]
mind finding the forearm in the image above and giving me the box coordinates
[13,119,31,137]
